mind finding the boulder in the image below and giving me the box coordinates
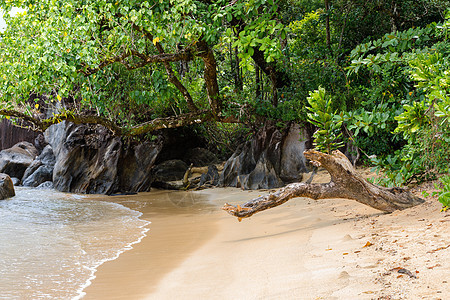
[185,148,219,167]
[0,173,15,199]
[22,165,54,187]
[279,124,310,183]
[115,141,162,193]
[241,153,282,190]
[0,141,38,179]
[220,122,312,190]
[199,165,220,186]
[36,181,54,189]
[44,121,162,194]
[10,177,20,186]
[21,145,56,187]
[152,159,188,182]
[47,122,123,194]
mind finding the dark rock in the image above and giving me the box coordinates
[199,165,220,186]
[279,124,310,183]
[185,148,219,167]
[22,165,54,187]
[220,123,312,190]
[0,173,15,199]
[34,134,48,153]
[115,141,163,193]
[152,159,188,182]
[44,121,162,194]
[155,127,205,164]
[22,160,43,182]
[0,142,38,179]
[47,122,123,194]
[36,181,54,189]
[21,145,56,187]
[36,145,56,167]
[241,153,282,189]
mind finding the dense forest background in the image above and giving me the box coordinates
[0,0,449,190]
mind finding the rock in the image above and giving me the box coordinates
[36,145,56,167]
[220,122,312,190]
[185,148,219,167]
[10,177,20,186]
[199,165,220,186]
[36,181,54,189]
[241,153,282,189]
[22,165,54,187]
[115,141,162,193]
[152,159,188,182]
[34,134,48,153]
[44,121,162,194]
[279,124,310,183]
[22,160,43,182]
[155,127,205,163]
[48,122,123,194]
[0,142,38,179]
[21,145,56,187]
[0,173,15,199]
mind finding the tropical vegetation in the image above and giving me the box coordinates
[0,0,449,191]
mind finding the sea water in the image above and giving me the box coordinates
[0,187,149,299]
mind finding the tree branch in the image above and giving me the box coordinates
[0,108,239,137]
[222,150,425,221]
[79,50,194,76]
[0,109,43,131]
[132,24,199,113]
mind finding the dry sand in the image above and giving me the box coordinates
[83,173,449,300]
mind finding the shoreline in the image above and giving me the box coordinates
[83,186,449,299]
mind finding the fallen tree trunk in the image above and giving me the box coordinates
[222,150,425,220]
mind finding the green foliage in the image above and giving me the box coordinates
[435,175,450,211]
[0,0,289,126]
[219,0,288,67]
[307,87,344,153]
[289,9,328,59]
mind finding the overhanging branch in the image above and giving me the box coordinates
[0,108,239,137]
[222,150,425,221]
[79,50,194,76]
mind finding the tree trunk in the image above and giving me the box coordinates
[255,64,261,99]
[324,0,333,57]
[197,40,222,116]
[222,150,425,221]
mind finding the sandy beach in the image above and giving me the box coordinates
[83,177,449,299]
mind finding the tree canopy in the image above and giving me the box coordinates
[0,0,289,135]
[0,0,449,189]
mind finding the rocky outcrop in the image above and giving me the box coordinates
[21,145,56,187]
[219,123,312,190]
[44,122,162,194]
[115,141,162,193]
[0,173,15,199]
[0,142,39,179]
[36,181,54,189]
[151,159,189,182]
[279,124,312,182]
[185,148,219,167]
[199,165,220,186]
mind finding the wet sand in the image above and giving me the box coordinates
[84,180,449,299]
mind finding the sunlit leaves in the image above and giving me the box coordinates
[307,87,344,154]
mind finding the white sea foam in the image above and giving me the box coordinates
[73,209,150,300]
[0,187,150,299]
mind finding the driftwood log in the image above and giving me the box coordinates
[222,149,425,220]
